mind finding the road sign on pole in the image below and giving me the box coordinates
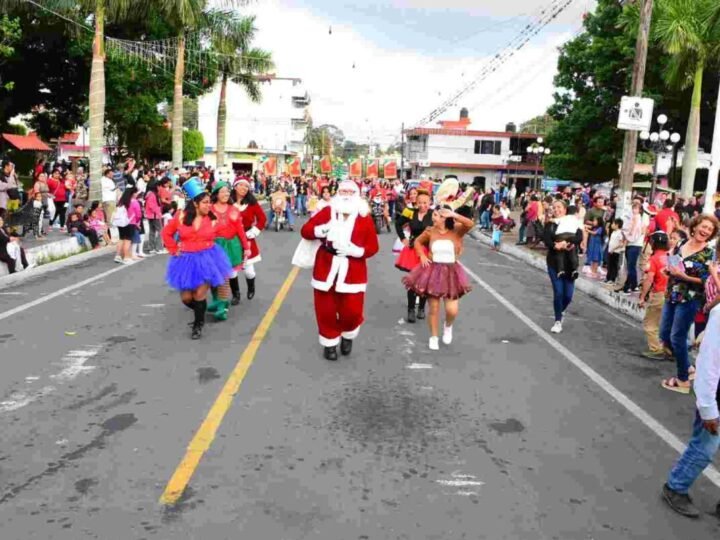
[618,96,654,131]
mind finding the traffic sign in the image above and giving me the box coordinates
[618,96,654,131]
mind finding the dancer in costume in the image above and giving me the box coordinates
[162,179,233,340]
[395,189,434,323]
[209,181,250,320]
[301,180,379,360]
[233,177,267,300]
[403,206,474,351]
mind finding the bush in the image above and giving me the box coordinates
[183,129,204,162]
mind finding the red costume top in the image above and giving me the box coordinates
[301,206,379,294]
[235,201,267,265]
[161,214,217,256]
[211,203,251,253]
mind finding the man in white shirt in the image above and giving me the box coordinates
[101,168,118,231]
[662,301,720,518]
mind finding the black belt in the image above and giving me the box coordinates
[321,242,338,256]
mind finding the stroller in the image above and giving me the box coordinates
[7,199,43,238]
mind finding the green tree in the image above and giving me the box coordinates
[519,114,557,135]
[0,15,20,91]
[206,10,273,168]
[183,129,204,161]
[653,0,720,197]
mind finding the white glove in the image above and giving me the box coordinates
[314,224,331,238]
[335,242,365,258]
[246,226,261,240]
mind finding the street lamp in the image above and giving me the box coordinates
[639,114,681,202]
[527,137,550,190]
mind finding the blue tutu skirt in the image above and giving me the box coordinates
[166,245,233,291]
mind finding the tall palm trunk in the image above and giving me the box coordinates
[680,65,704,198]
[216,72,228,168]
[88,0,106,202]
[172,35,185,168]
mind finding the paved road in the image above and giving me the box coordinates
[0,220,719,539]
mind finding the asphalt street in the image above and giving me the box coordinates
[1,219,719,539]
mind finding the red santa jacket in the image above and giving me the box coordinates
[301,205,379,293]
[235,201,267,265]
[211,203,250,254]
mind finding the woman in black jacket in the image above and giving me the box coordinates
[0,214,29,273]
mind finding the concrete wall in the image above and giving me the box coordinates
[0,236,83,278]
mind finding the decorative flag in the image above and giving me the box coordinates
[349,159,362,178]
[288,157,301,177]
[366,160,379,178]
[320,156,332,174]
[384,160,398,179]
[263,157,277,176]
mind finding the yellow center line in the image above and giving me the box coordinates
[160,266,300,506]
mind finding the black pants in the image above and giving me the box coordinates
[0,245,27,274]
[607,252,621,282]
[51,202,67,227]
[85,229,99,248]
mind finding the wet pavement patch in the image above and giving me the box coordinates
[105,336,136,346]
[74,478,98,495]
[0,334,13,343]
[489,418,525,434]
[66,384,117,410]
[196,367,220,383]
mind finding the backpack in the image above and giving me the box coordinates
[112,205,130,227]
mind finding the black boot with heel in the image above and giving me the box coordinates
[246,278,256,300]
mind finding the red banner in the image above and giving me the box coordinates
[320,156,332,174]
[384,160,398,179]
[287,157,301,177]
[349,159,363,178]
[366,160,379,178]
[263,157,277,176]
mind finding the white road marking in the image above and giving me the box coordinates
[0,261,144,322]
[50,347,99,382]
[456,491,479,496]
[0,292,27,296]
[437,479,485,487]
[420,386,434,390]
[406,363,433,370]
[461,263,720,488]
[501,340,509,344]
[477,262,516,269]
[142,303,166,308]
[0,386,56,412]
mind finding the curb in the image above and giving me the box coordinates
[0,245,116,291]
[469,230,645,323]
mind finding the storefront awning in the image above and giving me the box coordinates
[2,133,51,152]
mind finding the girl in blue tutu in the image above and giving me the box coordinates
[161,179,233,339]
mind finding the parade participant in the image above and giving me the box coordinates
[312,185,332,217]
[267,183,295,231]
[233,177,267,301]
[403,206,474,350]
[162,179,233,340]
[208,181,250,320]
[395,189,433,323]
[301,179,379,361]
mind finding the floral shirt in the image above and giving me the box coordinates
[666,242,714,304]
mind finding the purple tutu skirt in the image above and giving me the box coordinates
[402,262,472,300]
[166,244,233,291]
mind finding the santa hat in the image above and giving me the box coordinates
[233,177,251,188]
[335,179,368,217]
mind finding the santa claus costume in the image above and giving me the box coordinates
[301,180,380,360]
[233,178,267,301]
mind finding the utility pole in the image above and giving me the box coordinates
[617,0,654,218]
[400,123,405,182]
[703,76,720,214]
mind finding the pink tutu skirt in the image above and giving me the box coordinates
[402,262,472,299]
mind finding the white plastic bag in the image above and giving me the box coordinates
[291,238,320,269]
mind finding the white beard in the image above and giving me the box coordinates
[331,195,360,216]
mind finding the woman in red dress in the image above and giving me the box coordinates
[233,178,267,300]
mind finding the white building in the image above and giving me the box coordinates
[406,109,544,190]
[198,77,310,173]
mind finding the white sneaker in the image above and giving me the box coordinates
[429,336,440,350]
[136,252,146,258]
[442,324,453,345]
[121,258,133,265]
[114,255,122,263]
[551,321,563,334]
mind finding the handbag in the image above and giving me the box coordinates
[291,238,320,269]
[111,205,130,227]
[7,188,20,201]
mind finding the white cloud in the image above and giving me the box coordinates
[245,0,587,145]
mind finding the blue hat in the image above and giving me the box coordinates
[182,178,206,200]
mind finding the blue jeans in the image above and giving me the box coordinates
[480,210,490,229]
[548,267,575,322]
[267,207,295,228]
[667,411,720,494]
[518,221,527,243]
[659,299,700,381]
[296,194,307,215]
[624,245,641,290]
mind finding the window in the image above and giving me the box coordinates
[474,140,502,155]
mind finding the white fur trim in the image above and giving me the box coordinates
[246,254,262,265]
[244,263,256,279]
[335,282,367,294]
[341,326,361,340]
[311,255,347,292]
[319,334,341,347]
[358,200,369,218]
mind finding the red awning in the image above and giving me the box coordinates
[2,133,51,152]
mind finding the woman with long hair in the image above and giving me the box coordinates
[144,180,163,254]
[395,189,433,322]
[621,201,644,293]
[232,178,267,301]
[162,180,233,339]
[208,181,250,320]
[402,205,474,350]
[312,186,333,217]
[114,187,140,264]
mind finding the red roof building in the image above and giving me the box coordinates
[1,132,51,152]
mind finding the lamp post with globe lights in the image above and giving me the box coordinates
[526,137,551,191]
[639,114,681,202]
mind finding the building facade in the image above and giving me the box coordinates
[406,110,544,191]
[198,77,310,172]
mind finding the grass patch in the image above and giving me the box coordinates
[32,245,90,267]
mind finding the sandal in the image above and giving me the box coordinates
[661,377,691,395]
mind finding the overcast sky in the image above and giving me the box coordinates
[243,0,594,145]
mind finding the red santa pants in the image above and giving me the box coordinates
[314,286,365,347]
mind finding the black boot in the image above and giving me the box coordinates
[340,338,353,356]
[406,291,417,323]
[246,278,256,300]
[229,276,241,305]
[324,346,338,361]
[191,299,206,340]
[661,484,700,518]
[417,297,426,320]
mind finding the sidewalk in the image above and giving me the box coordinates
[470,214,644,323]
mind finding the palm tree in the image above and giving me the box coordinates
[653,0,720,198]
[205,10,273,168]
